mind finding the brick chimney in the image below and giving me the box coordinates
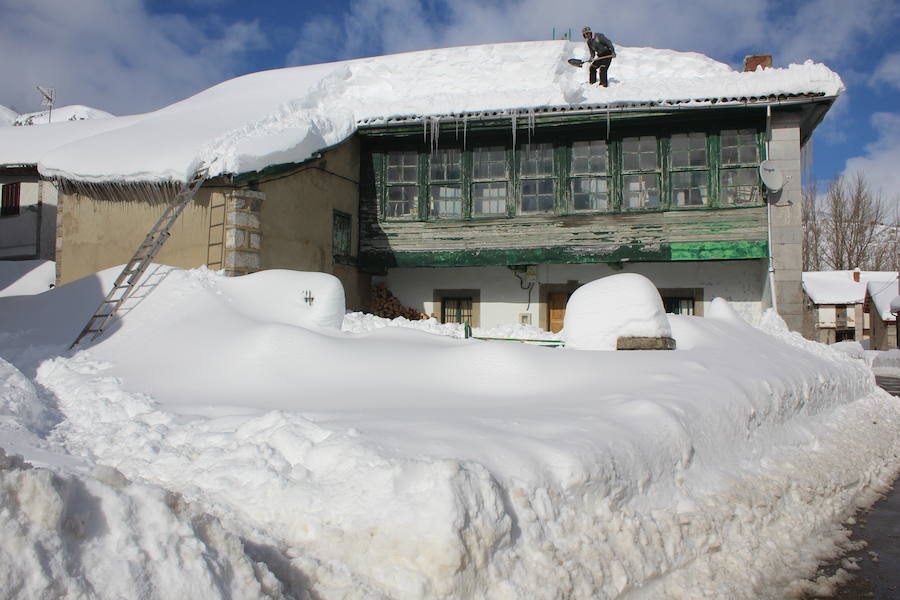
[744,54,773,72]
[853,268,861,282]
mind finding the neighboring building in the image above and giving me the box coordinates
[863,278,899,350]
[802,270,899,344]
[0,42,843,328]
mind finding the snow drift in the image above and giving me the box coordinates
[0,265,897,599]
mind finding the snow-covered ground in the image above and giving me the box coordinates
[1,264,898,599]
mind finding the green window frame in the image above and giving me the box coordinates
[518,142,556,214]
[471,145,509,217]
[669,132,710,208]
[621,136,661,211]
[719,129,762,206]
[384,150,420,219]
[429,148,463,219]
[332,210,352,259]
[570,140,612,212]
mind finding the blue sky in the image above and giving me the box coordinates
[1,0,899,205]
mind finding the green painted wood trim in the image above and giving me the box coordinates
[360,239,768,269]
[669,240,768,260]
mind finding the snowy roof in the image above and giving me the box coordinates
[0,41,843,184]
[12,105,114,126]
[864,279,899,321]
[802,270,898,305]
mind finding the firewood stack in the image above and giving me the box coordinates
[371,284,428,320]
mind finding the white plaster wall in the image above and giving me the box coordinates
[382,259,768,328]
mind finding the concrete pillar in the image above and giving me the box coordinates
[765,111,804,332]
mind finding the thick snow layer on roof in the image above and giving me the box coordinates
[866,278,899,321]
[0,105,16,127]
[0,41,842,183]
[0,265,898,598]
[802,270,898,304]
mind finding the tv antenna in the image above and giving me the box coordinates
[36,86,55,123]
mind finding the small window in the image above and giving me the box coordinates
[663,296,695,315]
[623,173,659,210]
[720,168,760,205]
[518,143,555,213]
[441,297,473,325]
[671,133,707,168]
[623,136,658,171]
[472,146,507,216]
[672,171,708,207]
[1,183,20,217]
[332,210,351,259]
[720,129,758,165]
[385,151,418,218]
[571,141,610,212]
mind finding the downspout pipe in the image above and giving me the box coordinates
[765,104,778,313]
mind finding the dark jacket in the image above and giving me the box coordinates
[587,33,615,60]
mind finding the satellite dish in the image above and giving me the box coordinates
[759,160,784,192]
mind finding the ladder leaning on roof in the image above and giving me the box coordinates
[70,164,210,348]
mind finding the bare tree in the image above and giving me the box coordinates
[803,172,899,271]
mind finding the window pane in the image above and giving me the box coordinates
[472,182,507,215]
[572,141,608,174]
[430,184,462,218]
[671,133,707,168]
[473,146,507,179]
[623,136,657,171]
[572,177,610,211]
[521,179,555,213]
[518,143,554,177]
[623,174,659,210]
[332,211,351,256]
[386,151,418,183]
[672,171,709,207]
[720,129,758,165]
[430,149,461,181]
[720,168,760,204]
[386,185,417,217]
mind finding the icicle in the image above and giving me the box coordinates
[454,116,459,139]
[606,107,611,139]
[423,119,428,143]
[527,108,536,143]
[430,116,441,153]
[510,110,517,149]
[463,114,468,150]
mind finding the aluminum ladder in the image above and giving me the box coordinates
[70,165,209,348]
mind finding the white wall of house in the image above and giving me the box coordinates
[0,181,57,260]
[381,258,768,329]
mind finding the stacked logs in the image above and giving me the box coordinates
[371,284,428,320]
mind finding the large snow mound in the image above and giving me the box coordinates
[0,265,898,598]
[563,273,671,349]
[0,40,843,183]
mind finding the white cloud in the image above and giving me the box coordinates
[843,112,900,216]
[0,0,265,115]
[871,51,900,90]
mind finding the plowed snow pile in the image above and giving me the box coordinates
[0,265,898,599]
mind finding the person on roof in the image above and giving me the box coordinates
[582,26,615,87]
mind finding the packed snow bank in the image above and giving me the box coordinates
[13,105,114,126]
[1,266,898,599]
[563,273,671,350]
[0,41,843,183]
[0,260,56,297]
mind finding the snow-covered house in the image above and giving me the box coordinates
[0,105,112,261]
[802,269,899,344]
[862,278,899,349]
[0,42,842,328]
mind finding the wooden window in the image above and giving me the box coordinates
[670,133,709,208]
[385,151,418,218]
[1,183,20,217]
[332,210,351,259]
[441,296,473,325]
[429,148,463,218]
[518,143,556,213]
[571,140,610,212]
[719,129,761,206]
[472,146,508,217]
[622,136,660,210]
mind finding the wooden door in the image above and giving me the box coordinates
[548,292,568,333]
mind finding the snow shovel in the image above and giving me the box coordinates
[567,55,613,67]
